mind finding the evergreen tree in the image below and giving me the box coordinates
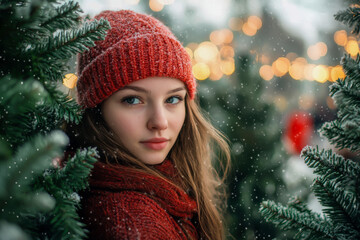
[260,4,360,239]
[198,54,287,239]
[0,1,110,239]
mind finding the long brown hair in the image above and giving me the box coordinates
[66,95,230,240]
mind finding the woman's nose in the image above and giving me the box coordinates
[147,106,168,131]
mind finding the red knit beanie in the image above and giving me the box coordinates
[77,10,196,109]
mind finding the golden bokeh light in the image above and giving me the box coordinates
[307,45,321,60]
[228,17,243,31]
[220,59,235,75]
[149,0,164,12]
[330,65,345,82]
[63,73,78,89]
[209,64,223,81]
[304,64,315,81]
[317,42,327,56]
[184,47,193,59]
[194,41,219,63]
[210,31,223,45]
[222,29,234,44]
[307,42,327,60]
[192,62,211,80]
[248,16,262,29]
[313,65,329,83]
[289,62,305,80]
[220,46,235,58]
[334,30,347,46]
[345,39,359,56]
[259,65,274,81]
[242,22,257,36]
[294,57,307,64]
[272,57,290,77]
[210,29,233,45]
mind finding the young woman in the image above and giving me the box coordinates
[67,10,230,240]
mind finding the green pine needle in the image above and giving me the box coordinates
[311,177,360,237]
[31,147,98,240]
[335,6,360,35]
[40,1,83,33]
[44,82,83,124]
[260,200,334,239]
[301,146,360,185]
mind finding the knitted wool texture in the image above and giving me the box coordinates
[77,10,196,109]
[79,159,198,239]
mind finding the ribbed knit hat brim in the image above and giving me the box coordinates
[77,10,196,109]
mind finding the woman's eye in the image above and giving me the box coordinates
[166,96,183,104]
[122,96,141,105]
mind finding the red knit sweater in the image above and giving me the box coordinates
[79,159,199,239]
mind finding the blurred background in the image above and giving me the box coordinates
[73,0,357,239]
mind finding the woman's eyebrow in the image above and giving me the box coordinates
[167,87,186,94]
[119,86,186,94]
[119,86,148,93]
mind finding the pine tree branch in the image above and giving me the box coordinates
[2,131,68,194]
[0,76,47,146]
[43,82,83,124]
[335,6,360,35]
[320,120,360,152]
[49,197,88,240]
[33,18,110,62]
[260,200,334,239]
[301,146,360,185]
[39,1,83,33]
[312,177,360,238]
[32,18,110,82]
[339,55,360,89]
[31,147,98,240]
[0,131,67,222]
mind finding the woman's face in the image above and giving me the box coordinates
[101,77,187,165]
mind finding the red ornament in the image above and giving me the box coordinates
[283,111,314,155]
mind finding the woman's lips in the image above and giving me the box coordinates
[140,138,169,150]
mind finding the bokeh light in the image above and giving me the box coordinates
[259,65,274,81]
[330,65,345,82]
[345,38,359,56]
[149,0,163,12]
[334,30,347,46]
[242,22,257,36]
[220,46,235,58]
[209,64,223,81]
[289,59,306,80]
[307,42,327,60]
[304,64,315,81]
[210,29,233,45]
[313,65,329,83]
[184,47,193,59]
[194,41,219,62]
[248,16,262,30]
[272,57,290,77]
[193,62,211,80]
[220,59,235,75]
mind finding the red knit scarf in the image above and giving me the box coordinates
[85,159,198,239]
